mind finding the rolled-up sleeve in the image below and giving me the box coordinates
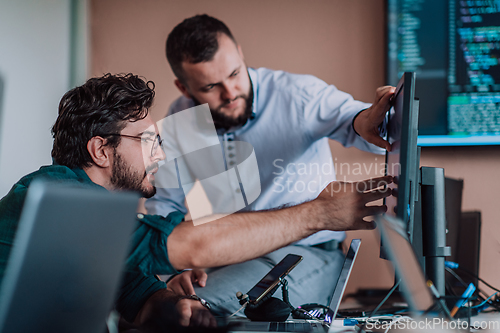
[297,75,385,154]
[115,271,167,322]
[115,211,185,322]
[126,211,185,275]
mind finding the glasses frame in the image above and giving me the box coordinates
[104,133,163,158]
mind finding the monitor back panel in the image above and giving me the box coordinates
[0,181,139,333]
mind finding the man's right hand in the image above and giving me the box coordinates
[313,176,392,231]
[134,288,216,329]
[175,297,216,327]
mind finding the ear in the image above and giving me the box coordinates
[87,136,112,168]
[175,79,191,99]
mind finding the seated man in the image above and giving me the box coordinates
[0,73,391,328]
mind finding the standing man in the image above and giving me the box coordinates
[146,15,395,314]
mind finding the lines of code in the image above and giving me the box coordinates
[448,0,500,134]
[454,0,500,90]
[396,0,426,72]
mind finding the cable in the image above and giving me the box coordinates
[368,280,401,318]
[477,294,500,312]
[446,267,500,311]
[477,289,492,304]
[281,278,291,307]
[445,280,458,297]
[456,267,500,293]
[229,301,248,318]
[358,280,401,333]
[445,263,500,311]
[471,292,498,310]
[445,267,469,288]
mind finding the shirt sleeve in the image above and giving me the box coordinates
[297,75,385,154]
[115,271,167,323]
[126,211,185,276]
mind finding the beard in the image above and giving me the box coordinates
[191,80,254,131]
[110,151,156,198]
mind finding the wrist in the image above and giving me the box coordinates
[165,269,192,285]
[165,272,181,285]
[303,199,329,232]
[178,294,212,310]
[351,109,367,136]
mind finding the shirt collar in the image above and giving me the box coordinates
[72,167,94,184]
[248,67,258,117]
[51,160,104,189]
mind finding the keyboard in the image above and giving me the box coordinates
[228,320,323,332]
[269,322,315,332]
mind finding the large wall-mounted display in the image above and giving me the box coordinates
[387,0,500,146]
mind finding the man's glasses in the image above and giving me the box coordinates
[104,133,163,157]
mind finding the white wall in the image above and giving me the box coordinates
[0,0,72,196]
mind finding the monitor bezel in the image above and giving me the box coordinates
[385,71,419,237]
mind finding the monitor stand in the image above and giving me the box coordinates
[420,166,451,296]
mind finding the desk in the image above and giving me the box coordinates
[329,312,500,332]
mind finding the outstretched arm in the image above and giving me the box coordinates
[167,176,392,270]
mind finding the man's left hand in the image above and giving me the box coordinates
[167,269,207,295]
[353,86,396,151]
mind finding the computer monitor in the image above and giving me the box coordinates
[387,0,500,146]
[384,72,452,293]
[0,181,139,333]
[385,72,420,243]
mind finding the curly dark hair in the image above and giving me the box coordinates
[166,14,236,83]
[51,73,155,169]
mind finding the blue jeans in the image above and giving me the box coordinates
[194,245,345,316]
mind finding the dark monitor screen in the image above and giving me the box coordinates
[385,72,419,234]
[325,239,361,323]
[387,0,500,146]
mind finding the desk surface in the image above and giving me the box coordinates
[330,312,500,332]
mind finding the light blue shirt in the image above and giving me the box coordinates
[146,67,384,245]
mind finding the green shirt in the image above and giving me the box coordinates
[0,164,185,322]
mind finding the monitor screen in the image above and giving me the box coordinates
[387,0,500,146]
[324,239,361,323]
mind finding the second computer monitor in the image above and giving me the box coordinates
[385,71,420,241]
